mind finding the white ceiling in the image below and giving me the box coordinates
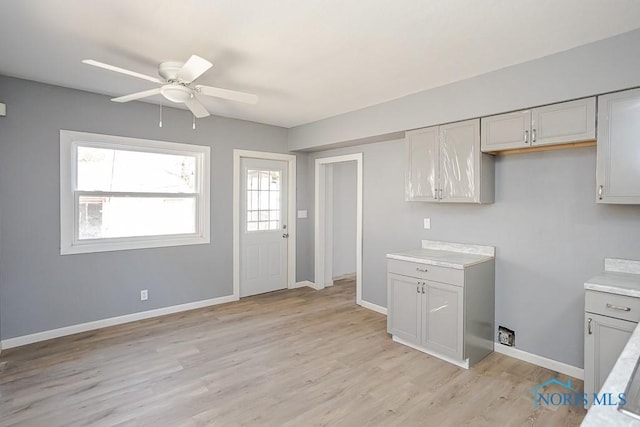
[1,0,640,128]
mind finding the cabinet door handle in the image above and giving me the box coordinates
[606,303,631,312]
[439,188,443,200]
[598,185,603,200]
[531,128,537,143]
[524,130,529,144]
[587,318,592,335]
[422,284,425,294]
[416,267,428,273]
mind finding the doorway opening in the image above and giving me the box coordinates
[314,153,363,305]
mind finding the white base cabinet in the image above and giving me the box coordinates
[584,289,640,408]
[387,258,495,368]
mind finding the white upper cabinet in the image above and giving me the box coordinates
[406,119,494,204]
[480,110,531,152]
[406,126,439,201]
[596,88,640,204]
[481,97,596,152]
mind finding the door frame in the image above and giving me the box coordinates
[314,153,363,305]
[233,149,297,300]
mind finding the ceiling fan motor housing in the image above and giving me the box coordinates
[158,61,184,81]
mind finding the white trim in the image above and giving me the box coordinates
[233,150,296,300]
[292,280,316,289]
[494,343,584,380]
[314,153,363,305]
[60,130,210,255]
[393,336,470,369]
[332,273,356,281]
[360,300,388,315]
[0,294,236,350]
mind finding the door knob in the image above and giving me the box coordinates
[282,233,289,238]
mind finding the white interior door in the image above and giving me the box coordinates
[240,158,288,297]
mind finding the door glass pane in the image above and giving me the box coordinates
[246,169,281,232]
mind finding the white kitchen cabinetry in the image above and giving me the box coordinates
[481,97,596,152]
[406,119,494,204]
[596,88,640,204]
[387,241,495,368]
[584,258,640,408]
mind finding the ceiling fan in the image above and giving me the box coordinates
[82,55,258,118]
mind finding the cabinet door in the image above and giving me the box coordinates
[440,119,481,203]
[530,97,595,147]
[405,127,439,201]
[481,110,531,152]
[423,281,464,361]
[388,273,422,345]
[596,89,640,204]
[584,313,636,407]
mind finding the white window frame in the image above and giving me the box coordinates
[60,130,210,255]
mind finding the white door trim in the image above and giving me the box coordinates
[233,150,296,300]
[314,153,363,305]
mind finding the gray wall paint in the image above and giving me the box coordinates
[306,140,640,368]
[289,28,640,151]
[332,161,356,278]
[0,75,304,340]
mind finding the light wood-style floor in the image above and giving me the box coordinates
[0,279,585,426]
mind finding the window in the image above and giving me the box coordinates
[246,169,281,231]
[60,130,210,254]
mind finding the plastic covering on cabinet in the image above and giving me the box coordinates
[441,124,476,200]
[405,127,438,201]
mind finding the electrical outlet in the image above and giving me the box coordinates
[423,218,431,229]
[140,289,149,301]
[498,326,515,346]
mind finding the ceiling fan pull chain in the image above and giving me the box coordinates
[159,101,163,128]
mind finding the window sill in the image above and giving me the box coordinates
[60,235,210,255]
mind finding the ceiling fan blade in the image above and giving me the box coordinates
[83,59,163,84]
[177,55,213,83]
[184,98,210,118]
[111,88,162,103]
[195,85,258,104]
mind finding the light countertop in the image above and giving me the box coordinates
[585,259,640,298]
[386,240,494,270]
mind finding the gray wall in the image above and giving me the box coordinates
[306,140,640,368]
[289,28,640,151]
[0,75,308,340]
[332,161,356,278]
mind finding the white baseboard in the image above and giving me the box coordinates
[332,273,356,281]
[359,300,387,315]
[494,343,584,380]
[1,294,238,350]
[293,280,316,289]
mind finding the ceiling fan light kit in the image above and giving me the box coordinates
[82,54,258,125]
[160,84,192,103]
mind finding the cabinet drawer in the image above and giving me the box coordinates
[387,259,463,286]
[585,291,640,323]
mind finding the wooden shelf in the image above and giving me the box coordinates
[487,140,596,156]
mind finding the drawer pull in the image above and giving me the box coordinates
[606,303,631,312]
[416,267,428,273]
